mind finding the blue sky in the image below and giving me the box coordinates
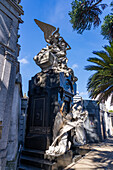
[19,0,110,99]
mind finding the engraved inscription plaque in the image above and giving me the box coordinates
[33,98,45,127]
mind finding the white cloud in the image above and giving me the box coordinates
[19,58,29,64]
[72,64,78,69]
[79,92,88,96]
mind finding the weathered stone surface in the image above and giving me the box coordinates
[34,20,77,83]
[18,97,28,146]
[18,19,82,169]
[83,100,101,143]
[0,0,23,169]
[7,83,21,162]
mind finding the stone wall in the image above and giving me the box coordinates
[100,103,113,138]
[19,97,28,147]
[0,0,23,169]
[73,93,102,143]
[83,100,102,143]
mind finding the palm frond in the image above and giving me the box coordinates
[93,51,111,63]
[87,57,106,67]
[69,0,107,34]
[85,65,102,71]
[86,42,113,104]
[104,42,113,61]
[98,86,113,102]
[99,4,108,10]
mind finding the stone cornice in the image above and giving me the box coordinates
[0,41,15,53]
[18,16,23,23]
[0,1,24,23]
[5,51,17,64]
[7,0,24,15]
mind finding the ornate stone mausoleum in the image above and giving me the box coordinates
[18,20,88,170]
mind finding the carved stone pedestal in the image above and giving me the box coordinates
[45,150,73,170]
[18,70,75,169]
[25,70,74,150]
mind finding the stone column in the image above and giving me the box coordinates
[6,73,22,169]
[0,0,24,169]
[0,52,17,169]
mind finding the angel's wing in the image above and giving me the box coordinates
[34,19,56,42]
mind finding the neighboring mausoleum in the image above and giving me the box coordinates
[74,92,113,143]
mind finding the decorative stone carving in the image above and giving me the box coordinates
[19,20,89,169]
[46,101,88,156]
[34,19,77,83]
[31,20,88,157]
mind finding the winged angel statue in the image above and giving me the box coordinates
[33,20,88,156]
[34,19,75,80]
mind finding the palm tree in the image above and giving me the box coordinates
[101,2,113,41]
[85,41,113,104]
[101,13,113,41]
[69,0,107,34]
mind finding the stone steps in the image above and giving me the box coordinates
[20,155,54,166]
[18,148,56,170]
[18,147,90,170]
[22,148,45,159]
[19,164,43,170]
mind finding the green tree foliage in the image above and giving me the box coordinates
[69,1,113,103]
[69,0,107,34]
[101,2,113,41]
[85,42,113,104]
[109,110,113,112]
